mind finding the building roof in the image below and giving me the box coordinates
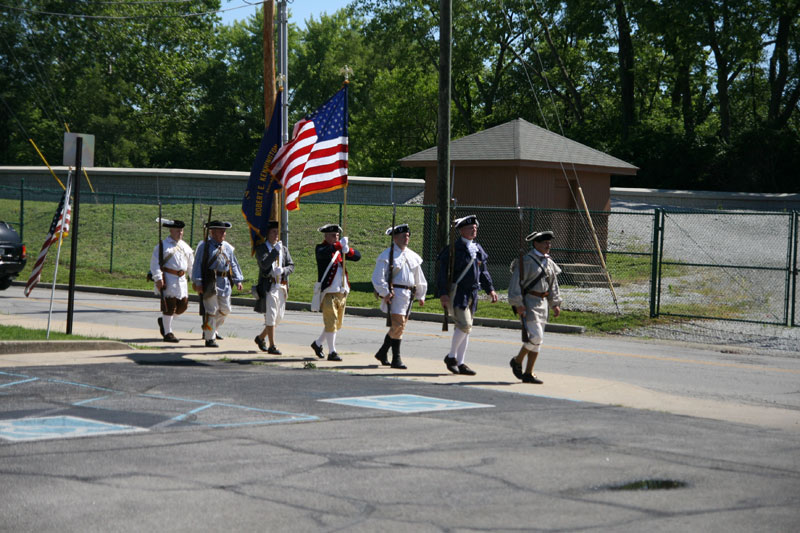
[400,118,638,174]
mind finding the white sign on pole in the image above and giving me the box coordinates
[62,133,95,167]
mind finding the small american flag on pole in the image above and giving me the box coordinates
[24,191,71,297]
[269,85,348,210]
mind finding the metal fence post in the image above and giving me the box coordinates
[649,208,662,318]
[792,211,799,327]
[19,178,24,242]
[190,198,196,246]
[109,194,116,273]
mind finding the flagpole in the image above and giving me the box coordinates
[339,74,350,275]
[46,170,73,339]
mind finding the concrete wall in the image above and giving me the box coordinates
[2,167,798,211]
[612,187,800,212]
[0,167,425,205]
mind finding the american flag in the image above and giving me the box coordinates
[269,85,348,210]
[24,191,71,297]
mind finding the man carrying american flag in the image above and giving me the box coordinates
[269,84,349,211]
[24,189,71,297]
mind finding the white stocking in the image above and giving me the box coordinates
[450,329,468,363]
[455,334,470,365]
[161,314,174,334]
[326,331,337,353]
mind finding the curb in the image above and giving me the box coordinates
[12,281,586,335]
[0,340,132,354]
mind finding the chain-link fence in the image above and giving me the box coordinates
[1,182,797,326]
[653,209,799,326]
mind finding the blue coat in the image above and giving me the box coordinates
[437,239,495,312]
[192,238,244,296]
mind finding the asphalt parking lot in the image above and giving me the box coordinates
[1,286,799,531]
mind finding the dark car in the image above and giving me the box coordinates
[0,221,27,290]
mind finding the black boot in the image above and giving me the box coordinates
[390,338,407,369]
[375,334,392,366]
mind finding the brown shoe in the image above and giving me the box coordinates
[163,332,179,343]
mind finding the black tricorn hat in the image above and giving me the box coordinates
[385,223,410,235]
[156,217,185,229]
[266,221,279,230]
[526,230,555,242]
[318,223,343,233]
[206,220,232,229]
[454,215,479,228]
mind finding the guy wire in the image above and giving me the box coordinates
[498,0,621,312]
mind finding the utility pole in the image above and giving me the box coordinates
[436,0,452,255]
[277,0,289,246]
[263,0,275,123]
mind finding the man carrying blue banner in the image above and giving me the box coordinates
[242,96,283,252]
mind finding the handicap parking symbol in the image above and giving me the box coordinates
[320,394,493,413]
[0,416,145,442]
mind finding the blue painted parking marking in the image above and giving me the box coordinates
[139,394,319,428]
[0,371,319,440]
[0,416,145,442]
[320,394,493,413]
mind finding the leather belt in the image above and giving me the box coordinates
[393,284,414,291]
[527,290,549,298]
[163,267,185,277]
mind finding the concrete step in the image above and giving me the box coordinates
[559,263,619,288]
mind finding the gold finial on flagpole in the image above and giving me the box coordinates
[276,73,286,91]
[339,64,353,83]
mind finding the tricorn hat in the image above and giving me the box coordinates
[156,217,185,229]
[318,223,343,234]
[385,223,410,235]
[266,221,279,230]
[206,220,232,229]
[526,230,554,242]
[454,215,479,228]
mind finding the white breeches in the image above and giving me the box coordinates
[264,284,287,326]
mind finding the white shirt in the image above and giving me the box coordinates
[150,236,194,299]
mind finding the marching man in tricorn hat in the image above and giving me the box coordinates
[310,223,361,362]
[253,220,294,354]
[192,220,244,348]
[508,230,562,384]
[437,215,498,376]
[150,218,194,342]
[371,223,427,370]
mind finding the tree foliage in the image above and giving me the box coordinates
[1,0,798,192]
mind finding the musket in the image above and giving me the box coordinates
[515,175,529,343]
[198,206,212,317]
[386,199,396,327]
[158,202,166,310]
[443,196,457,332]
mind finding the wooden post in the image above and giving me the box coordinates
[263,0,276,125]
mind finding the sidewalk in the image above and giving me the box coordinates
[2,310,797,433]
